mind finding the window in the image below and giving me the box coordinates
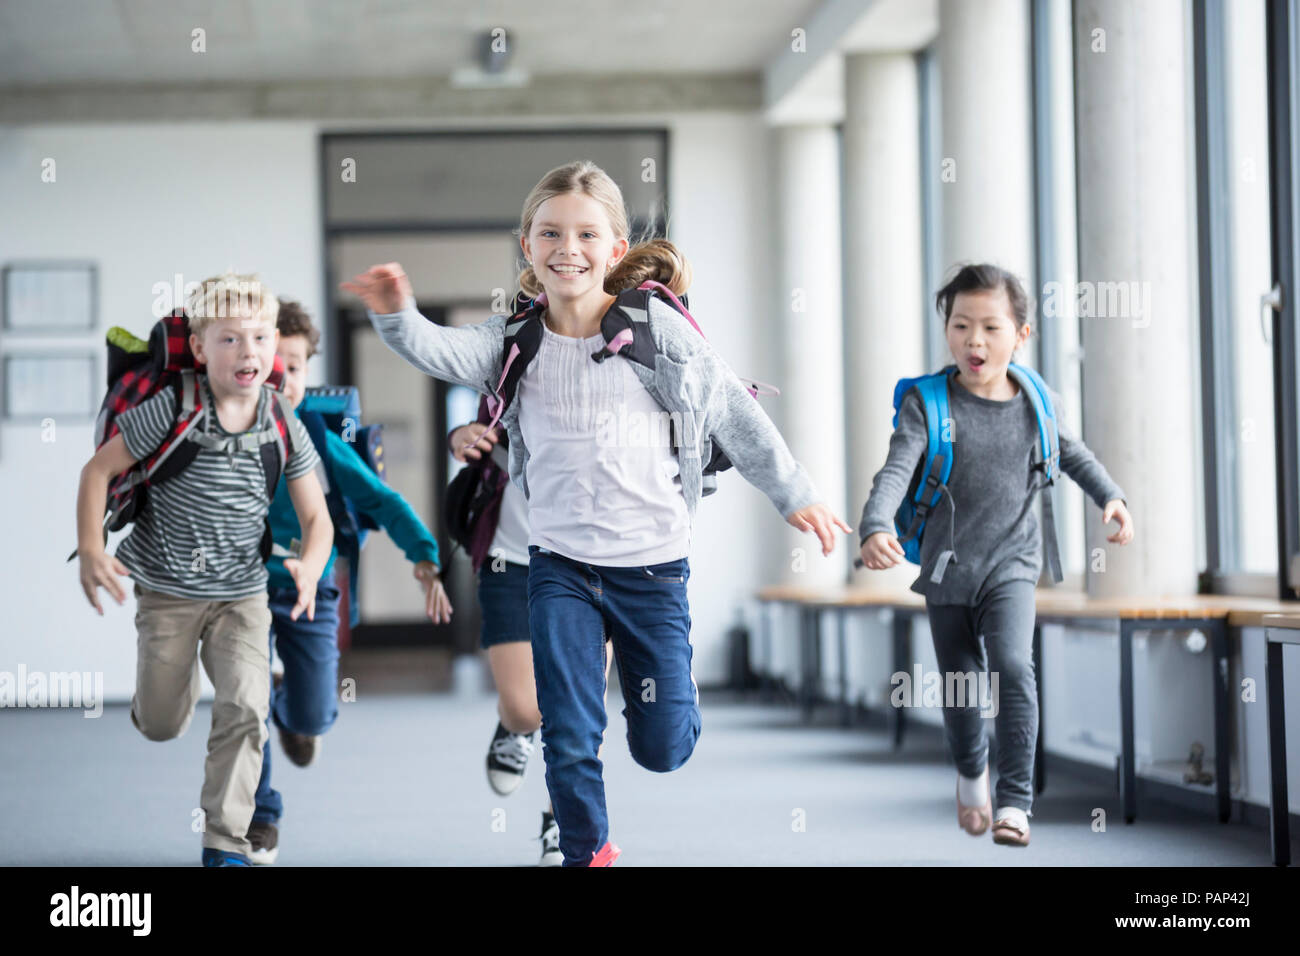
[1196,0,1278,593]
[1033,0,1086,582]
[918,45,943,373]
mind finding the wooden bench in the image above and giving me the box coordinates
[755,586,1300,828]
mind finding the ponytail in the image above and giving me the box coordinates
[605,238,692,297]
[517,262,544,299]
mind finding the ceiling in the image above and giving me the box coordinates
[0,0,828,87]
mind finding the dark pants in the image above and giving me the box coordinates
[925,579,1038,813]
[252,581,342,825]
[527,545,701,865]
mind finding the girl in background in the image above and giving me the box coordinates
[858,263,1134,847]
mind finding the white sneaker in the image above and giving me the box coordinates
[539,811,562,866]
[486,721,536,796]
[246,821,280,865]
[992,807,1031,846]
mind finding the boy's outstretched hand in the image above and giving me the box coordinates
[414,561,453,625]
[283,558,318,622]
[79,549,131,615]
[787,504,854,557]
[340,262,414,315]
[1103,499,1135,545]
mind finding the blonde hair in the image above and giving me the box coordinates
[516,161,692,300]
[186,272,279,338]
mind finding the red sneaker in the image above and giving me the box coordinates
[588,841,622,866]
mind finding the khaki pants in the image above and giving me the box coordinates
[130,582,272,857]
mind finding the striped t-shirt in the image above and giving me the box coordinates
[114,375,321,600]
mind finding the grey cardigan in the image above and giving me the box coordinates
[858,376,1127,605]
[367,296,820,522]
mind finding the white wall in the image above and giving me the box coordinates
[0,112,780,699]
[664,113,780,682]
[0,122,322,700]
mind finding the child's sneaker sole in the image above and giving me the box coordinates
[247,821,279,865]
[991,821,1030,846]
[588,842,621,866]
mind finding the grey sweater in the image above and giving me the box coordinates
[858,373,1126,606]
[367,297,820,522]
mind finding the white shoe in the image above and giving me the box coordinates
[246,821,280,865]
[956,767,991,836]
[486,721,536,796]
[539,811,562,866]
[992,807,1031,846]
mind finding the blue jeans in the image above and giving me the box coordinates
[252,581,342,825]
[527,545,701,866]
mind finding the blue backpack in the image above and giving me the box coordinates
[296,385,386,627]
[892,362,1064,585]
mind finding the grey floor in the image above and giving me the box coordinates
[0,689,1288,866]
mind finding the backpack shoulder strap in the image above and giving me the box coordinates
[490,295,545,422]
[141,369,206,486]
[1008,363,1060,477]
[892,369,957,574]
[589,287,665,369]
[1008,362,1065,584]
[261,387,297,496]
[910,369,955,504]
[298,408,342,504]
[896,369,953,480]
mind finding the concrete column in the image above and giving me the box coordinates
[1074,0,1198,596]
[842,53,926,591]
[937,0,1035,283]
[775,124,847,587]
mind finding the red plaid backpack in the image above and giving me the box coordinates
[67,308,296,562]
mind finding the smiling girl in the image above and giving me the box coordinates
[344,160,851,865]
[858,263,1134,847]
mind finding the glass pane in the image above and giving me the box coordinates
[1225,0,1277,574]
[4,265,94,330]
[446,383,480,480]
[324,132,668,230]
[4,354,95,418]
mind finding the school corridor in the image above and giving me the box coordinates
[2,0,1300,886]
[1,685,1285,867]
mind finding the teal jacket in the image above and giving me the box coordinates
[266,421,440,591]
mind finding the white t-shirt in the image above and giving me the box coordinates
[489,469,532,567]
[517,322,691,566]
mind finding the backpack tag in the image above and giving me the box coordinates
[930,549,957,584]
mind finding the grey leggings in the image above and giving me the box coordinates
[925,579,1038,814]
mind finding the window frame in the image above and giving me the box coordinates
[1265,0,1300,600]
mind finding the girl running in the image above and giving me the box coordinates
[344,160,851,865]
[448,412,611,867]
[858,262,1134,847]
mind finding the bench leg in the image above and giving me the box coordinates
[891,612,911,751]
[798,606,811,721]
[1119,620,1138,824]
[837,609,851,728]
[812,607,823,716]
[1210,620,1231,823]
[800,606,821,723]
[1033,622,1046,795]
[1266,636,1291,867]
[759,602,775,703]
